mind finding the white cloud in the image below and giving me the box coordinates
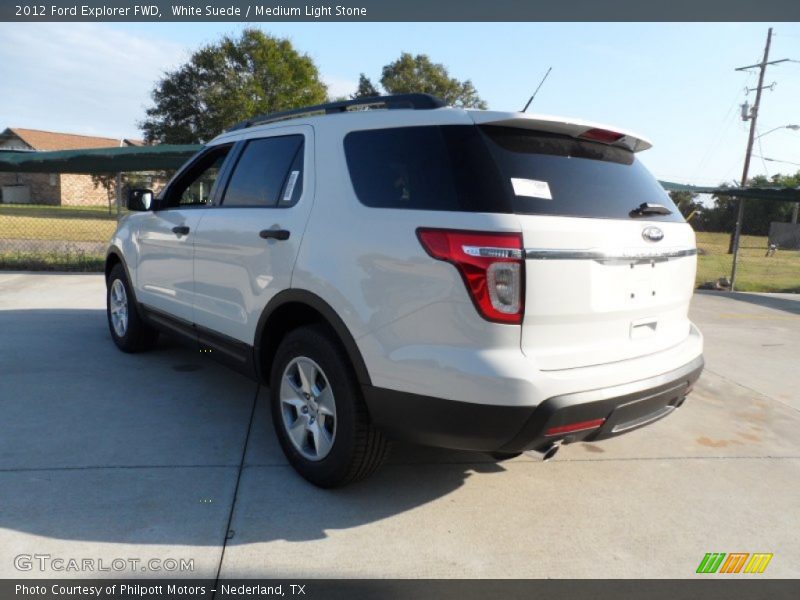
[322,75,358,100]
[0,23,187,139]
[1,23,367,140]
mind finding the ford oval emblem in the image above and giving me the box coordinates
[642,226,664,242]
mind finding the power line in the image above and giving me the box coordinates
[753,155,800,167]
[755,126,770,177]
[690,82,749,181]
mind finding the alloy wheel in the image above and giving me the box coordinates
[109,279,129,338]
[279,356,337,461]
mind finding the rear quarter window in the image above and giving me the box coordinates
[343,126,510,213]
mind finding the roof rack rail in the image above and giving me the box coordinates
[226,93,446,131]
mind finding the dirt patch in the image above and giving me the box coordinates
[696,436,738,448]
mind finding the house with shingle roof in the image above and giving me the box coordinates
[0,127,144,206]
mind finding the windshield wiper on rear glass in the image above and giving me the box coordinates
[629,202,672,217]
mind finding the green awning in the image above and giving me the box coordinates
[659,180,800,203]
[1,149,798,204]
[0,145,202,173]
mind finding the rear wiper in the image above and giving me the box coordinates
[629,202,672,217]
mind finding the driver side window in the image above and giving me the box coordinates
[164,145,232,208]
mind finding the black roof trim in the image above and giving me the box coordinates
[226,94,447,132]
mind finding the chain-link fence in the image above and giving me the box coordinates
[0,169,171,271]
[0,202,121,271]
[2,197,799,292]
[694,226,800,293]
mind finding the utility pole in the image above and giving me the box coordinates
[729,27,774,290]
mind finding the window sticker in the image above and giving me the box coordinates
[282,170,300,202]
[511,178,552,200]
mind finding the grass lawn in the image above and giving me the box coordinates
[0,202,119,242]
[695,231,800,293]
[0,250,104,272]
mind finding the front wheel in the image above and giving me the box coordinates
[106,264,159,353]
[270,325,388,487]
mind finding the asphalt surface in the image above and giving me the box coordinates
[0,273,798,578]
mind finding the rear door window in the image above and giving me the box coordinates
[480,126,683,221]
[221,135,304,208]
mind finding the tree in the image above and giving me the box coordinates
[669,191,703,220]
[702,171,800,236]
[352,53,487,108]
[91,172,170,214]
[351,73,380,99]
[381,53,487,108]
[141,29,328,144]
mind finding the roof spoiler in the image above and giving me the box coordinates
[468,111,652,152]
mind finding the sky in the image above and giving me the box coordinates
[1,21,799,186]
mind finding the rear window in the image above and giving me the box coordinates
[344,124,681,221]
[480,126,683,221]
[343,126,510,213]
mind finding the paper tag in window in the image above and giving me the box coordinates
[282,171,299,202]
[511,178,552,200]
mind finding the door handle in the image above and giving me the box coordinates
[259,229,290,241]
[172,225,190,236]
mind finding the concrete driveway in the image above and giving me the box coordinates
[1,273,798,579]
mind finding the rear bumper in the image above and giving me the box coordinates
[363,354,704,453]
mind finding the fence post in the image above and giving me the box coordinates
[115,172,122,218]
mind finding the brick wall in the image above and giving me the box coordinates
[0,172,170,206]
[59,173,112,206]
[0,172,61,205]
[60,174,169,207]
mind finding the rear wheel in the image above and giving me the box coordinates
[106,264,159,352]
[270,325,388,487]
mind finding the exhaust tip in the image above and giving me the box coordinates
[542,442,561,462]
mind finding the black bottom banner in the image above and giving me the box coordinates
[3,579,800,600]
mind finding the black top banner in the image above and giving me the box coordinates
[3,0,800,22]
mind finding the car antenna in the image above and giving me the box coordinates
[521,67,552,113]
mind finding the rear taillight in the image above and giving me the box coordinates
[416,228,524,324]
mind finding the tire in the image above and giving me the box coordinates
[270,325,389,488]
[106,264,159,353]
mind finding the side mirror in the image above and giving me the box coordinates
[128,188,154,211]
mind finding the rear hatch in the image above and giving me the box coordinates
[472,113,697,371]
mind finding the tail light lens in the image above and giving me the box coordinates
[416,228,524,324]
[579,127,625,144]
[545,418,606,437]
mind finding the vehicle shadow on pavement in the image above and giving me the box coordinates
[695,289,800,314]
[0,308,511,547]
[236,389,510,542]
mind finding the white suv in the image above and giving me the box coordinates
[106,94,703,487]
